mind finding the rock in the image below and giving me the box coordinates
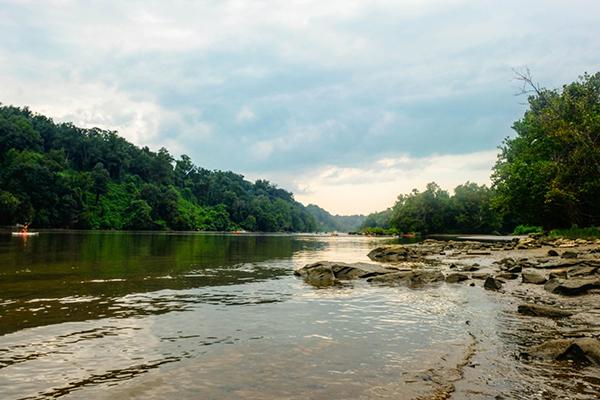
[496,257,515,266]
[561,251,578,259]
[523,338,600,365]
[567,265,598,278]
[367,242,448,262]
[445,273,469,283]
[294,261,395,286]
[294,263,335,286]
[516,236,539,249]
[533,259,596,269]
[517,303,573,318]
[544,277,600,296]
[547,249,559,257]
[484,276,503,291]
[549,270,568,279]
[522,271,547,284]
[496,272,518,280]
[507,265,522,273]
[469,282,475,287]
[367,246,415,261]
[367,269,445,287]
[471,272,490,280]
[461,265,480,272]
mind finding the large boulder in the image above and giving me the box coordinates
[517,303,573,318]
[294,261,395,286]
[367,245,433,262]
[367,269,445,287]
[544,277,600,296]
[523,338,600,365]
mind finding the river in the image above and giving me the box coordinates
[0,232,528,399]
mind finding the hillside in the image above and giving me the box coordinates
[305,204,365,232]
[0,105,319,232]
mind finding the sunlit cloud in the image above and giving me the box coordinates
[257,150,498,215]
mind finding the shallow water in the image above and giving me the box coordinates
[1,232,597,399]
[0,232,486,399]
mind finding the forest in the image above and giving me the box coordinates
[0,106,317,231]
[1,72,598,234]
[362,72,600,235]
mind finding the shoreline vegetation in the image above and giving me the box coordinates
[358,72,599,239]
[0,105,326,233]
[1,72,599,237]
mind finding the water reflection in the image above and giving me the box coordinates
[0,233,329,335]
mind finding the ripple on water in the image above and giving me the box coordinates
[0,276,485,400]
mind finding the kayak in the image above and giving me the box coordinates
[11,232,39,236]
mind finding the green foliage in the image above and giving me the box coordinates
[124,200,155,230]
[492,72,600,229]
[0,105,317,232]
[360,208,393,230]
[548,226,600,239]
[391,183,452,234]
[362,182,501,234]
[512,225,544,235]
[362,227,399,236]
[305,204,365,232]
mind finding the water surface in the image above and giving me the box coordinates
[0,232,498,399]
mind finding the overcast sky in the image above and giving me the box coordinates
[1,0,599,214]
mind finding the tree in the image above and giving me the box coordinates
[390,182,451,234]
[0,191,20,225]
[91,162,110,204]
[124,200,155,230]
[451,182,500,233]
[492,72,600,228]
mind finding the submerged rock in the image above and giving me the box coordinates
[294,261,395,286]
[544,277,600,296]
[484,276,503,291]
[523,338,600,365]
[522,271,547,284]
[517,303,573,318]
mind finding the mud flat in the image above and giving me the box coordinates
[294,235,600,399]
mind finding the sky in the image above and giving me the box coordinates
[1,0,599,215]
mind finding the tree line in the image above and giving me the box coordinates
[0,105,317,232]
[362,72,600,234]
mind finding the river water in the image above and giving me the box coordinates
[1,231,584,399]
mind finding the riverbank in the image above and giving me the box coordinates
[294,235,600,399]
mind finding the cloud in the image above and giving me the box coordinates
[236,106,256,123]
[0,0,599,213]
[275,150,499,215]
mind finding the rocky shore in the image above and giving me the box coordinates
[294,235,600,398]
